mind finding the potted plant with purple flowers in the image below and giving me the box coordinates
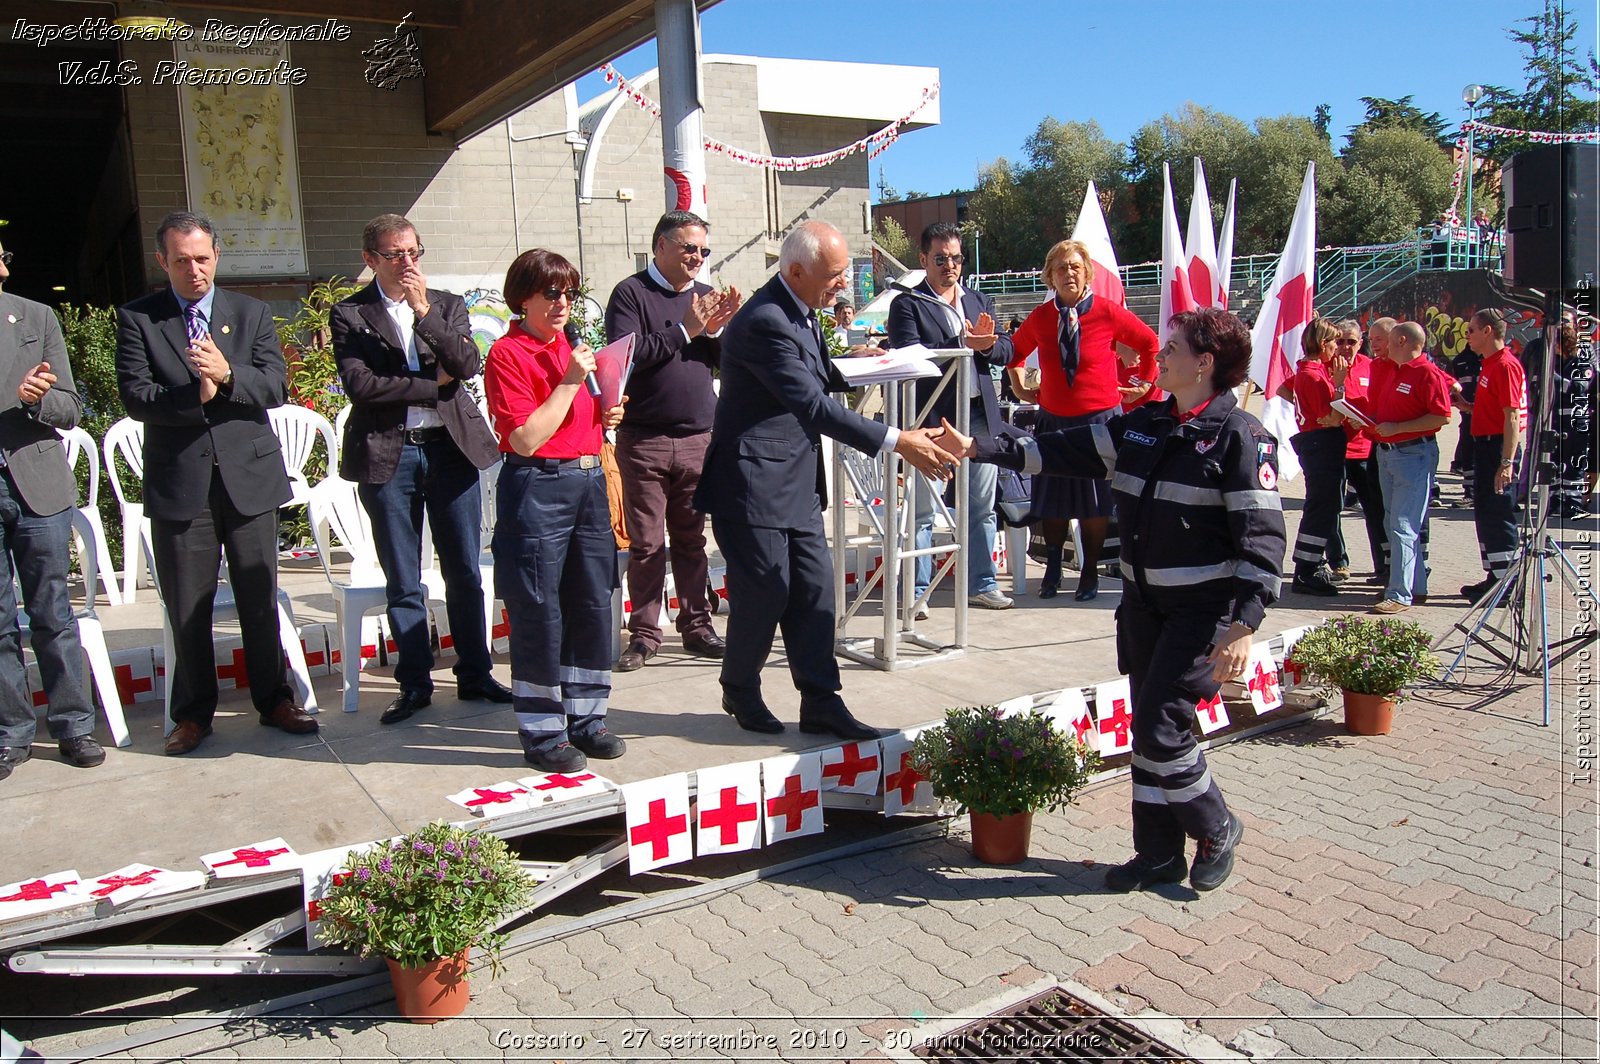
[1286,615,1439,735]
[911,705,1099,865]
[318,821,533,1023]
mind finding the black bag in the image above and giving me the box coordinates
[994,468,1033,527]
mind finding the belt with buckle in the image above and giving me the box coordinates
[1377,437,1426,451]
[402,426,449,445]
[505,454,601,471]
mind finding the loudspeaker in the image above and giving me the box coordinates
[1502,143,1597,290]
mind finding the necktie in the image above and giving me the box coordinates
[185,303,207,344]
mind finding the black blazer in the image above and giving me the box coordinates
[694,276,888,529]
[116,287,291,521]
[0,293,81,516]
[331,283,499,484]
[886,280,1011,427]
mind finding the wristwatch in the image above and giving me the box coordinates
[221,368,234,388]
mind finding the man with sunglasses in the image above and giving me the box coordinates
[605,210,742,673]
[331,214,510,724]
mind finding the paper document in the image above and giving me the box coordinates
[1330,398,1374,428]
[593,333,635,409]
[832,345,941,386]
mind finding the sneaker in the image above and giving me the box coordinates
[1190,812,1245,891]
[1104,852,1188,893]
[1369,598,1410,614]
[1292,569,1340,596]
[58,735,106,768]
[1330,566,1351,583]
[969,590,1014,610]
[913,602,931,621]
[571,726,626,760]
[523,741,588,773]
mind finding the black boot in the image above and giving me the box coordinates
[1039,547,1063,599]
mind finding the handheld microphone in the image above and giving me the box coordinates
[565,323,602,398]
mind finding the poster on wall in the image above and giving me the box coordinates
[175,40,308,276]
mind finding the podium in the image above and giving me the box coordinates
[831,349,972,671]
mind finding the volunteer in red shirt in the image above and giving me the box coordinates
[485,249,626,773]
[1007,239,1158,600]
[1354,320,1452,614]
[1461,309,1526,603]
[1284,317,1346,596]
[1333,319,1388,582]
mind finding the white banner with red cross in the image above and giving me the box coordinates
[1195,689,1231,736]
[761,753,824,845]
[1277,624,1314,693]
[445,781,536,818]
[83,864,204,908]
[1093,678,1135,756]
[516,770,616,805]
[0,870,90,924]
[1044,686,1098,754]
[200,838,301,879]
[819,741,882,796]
[623,773,693,874]
[1245,644,1284,716]
[301,842,379,949]
[694,761,763,856]
[881,729,938,816]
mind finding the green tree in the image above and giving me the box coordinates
[1479,1,1599,166]
[1324,125,1456,244]
[871,215,912,267]
[1124,104,1254,261]
[1234,115,1338,251]
[1350,95,1451,146]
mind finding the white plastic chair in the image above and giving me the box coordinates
[309,477,449,714]
[267,406,338,508]
[102,417,155,602]
[57,427,121,606]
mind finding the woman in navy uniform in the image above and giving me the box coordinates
[941,308,1285,894]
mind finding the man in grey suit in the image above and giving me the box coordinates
[694,221,959,738]
[0,239,103,780]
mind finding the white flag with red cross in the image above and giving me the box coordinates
[1277,625,1314,692]
[200,838,301,879]
[1094,677,1135,756]
[694,761,763,856]
[1071,180,1125,306]
[1158,163,1197,346]
[1185,158,1223,310]
[517,770,616,804]
[880,729,938,815]
[1195,689,1231,735]
[819,741,882,796]
[624,773,693,874]
[84,864,203,908]
[1245,644,1285,716]
[446,781,535,818]
[0,870,89,924]
[1044,686,1098,755]
[761,753,824,845]
[1248,162,1318,482]
[301,842,378,949]
[1215,177,1237,310]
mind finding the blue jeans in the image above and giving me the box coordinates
[1376,437,1438,604]
[358,438,491,693]
[0,468,91,747]
[915,406,1000,597]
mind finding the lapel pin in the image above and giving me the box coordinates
[220,324,230,335]
[5,314,15,324]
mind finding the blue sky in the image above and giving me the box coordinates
[575,0,1583,200]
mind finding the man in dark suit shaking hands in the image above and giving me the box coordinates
[695,221,961,739]
[117,211,316,755]
[331,214,510,724]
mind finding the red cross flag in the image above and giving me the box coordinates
[623,773,693,874]
[1158,162,1197,347]
[446,781,535,817]
[200,838,301,880]
[0,870,89,924]
[300,842,379,949]
[1094,678,1135,756]
[880,729,938,816]
[761,753,824,845]
[694,761,763,856]
[86,864,204,907]
[1195,690,1231,736]
[516,770,616,805]
[1044,686,1098,755]
[1185,158,1223,310]
[820,741,882,796]
[1071,180,1125,306]
[1248,162,1318,482]
[1277,624,1315,693]
[995,694,1034,718]
[1246,645,1285,716]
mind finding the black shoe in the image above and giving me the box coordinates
[571,725,626,759]
[457,676,513,703]
[1039,550,1063,600]
[0,745,31,781]
[1191,812,1245,891]
[798,700,883,741]
[380,689,432,725]
[1292,569,1340,596]
[58,735,105,768]
[615,640,656,673]
[1104,852,1188,892]
[1073,573,1099,602]
[523,741,588,773]
[722,694,785,734]
[1461,577,1497,604]
[683,631,726,659]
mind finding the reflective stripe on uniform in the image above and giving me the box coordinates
[1091,423,1118,472]
[1131,746,1202,777]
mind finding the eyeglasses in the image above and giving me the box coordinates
[1335,338,1359,346]
[933,254,965,267]
[373,246,425,262]
[676,242,711,258]
[0,252,12,266]
[541,286,581,303]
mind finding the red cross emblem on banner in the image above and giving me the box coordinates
[465,787,526,807]
[1098,698,1133,746]
[1282,656,1304,687]
[1249,660,1281,705]
[885,752,924,804]
[113,663,154,703]
[765,775,820,832]
[0,879,73,903]
[1070,710,1095,744]
[90,871,158,898]
[1196,692,1225,725]
[531,773,596,791]
[629,798,687,860]
[822,744,879,788]
[701,785,759,845]
[307,872,350,921]
[212,847,290,869]
[216,648,251,688]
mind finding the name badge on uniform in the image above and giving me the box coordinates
[1396,382,1412,394]
[1124,430,1157,446]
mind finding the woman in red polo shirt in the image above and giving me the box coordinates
[1008,239,1158,600]
[485,249,626,773]
[1333,319,1388,583]
[1284,317,1346,596]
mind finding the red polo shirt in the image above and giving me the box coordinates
[1471,346,1528,437]
[484,321,602,458]
[1341,353,1375,459]
[1010,297,1159,417]
[1290,357,1337,434]
[1361,356,1453,443]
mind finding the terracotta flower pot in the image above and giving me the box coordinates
[969,810,1033,865]
[386,948,471,1023]
[1342,689,1396,736]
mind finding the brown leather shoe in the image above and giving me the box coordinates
[682,631,726,659]
[164,721,212,756]
[615,640,655,673]
[259,699,319,735]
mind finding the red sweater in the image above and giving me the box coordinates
[1009,297,1158,417]
[484,321,602,457]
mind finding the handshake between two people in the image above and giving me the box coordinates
[890,417,980,481]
